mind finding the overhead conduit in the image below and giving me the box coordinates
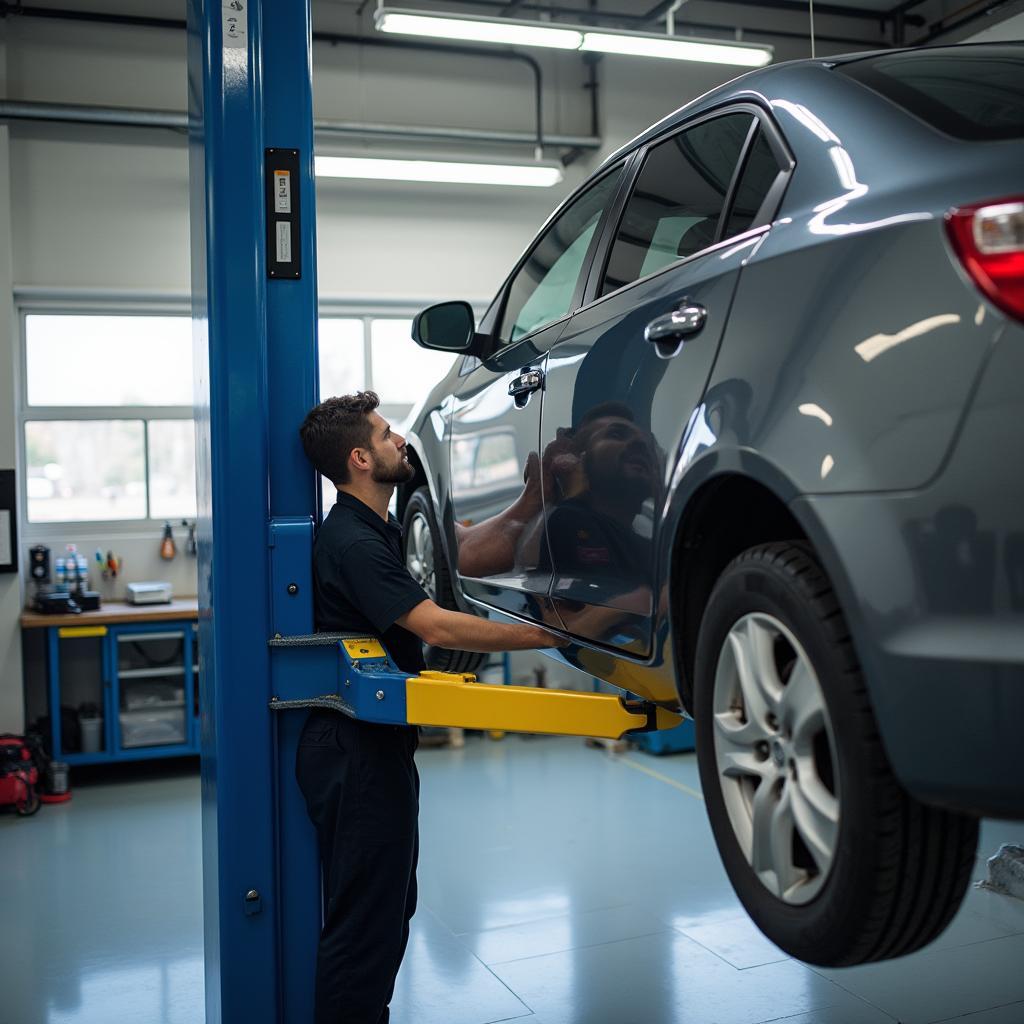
[0,4,602,158]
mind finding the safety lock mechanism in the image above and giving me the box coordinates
[244,889,263,916]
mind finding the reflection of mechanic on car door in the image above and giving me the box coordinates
[455,401,667,636]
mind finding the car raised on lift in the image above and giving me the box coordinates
[397,43,1024,967]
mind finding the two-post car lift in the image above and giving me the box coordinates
[188,3,679,1021]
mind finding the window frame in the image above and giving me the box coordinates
[317,302,453,426]
[579,101,795,309]
[485,160,629,355]
[16,300,197,536]
[16,299,444,534]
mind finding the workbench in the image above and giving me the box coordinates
[21,600,200,766]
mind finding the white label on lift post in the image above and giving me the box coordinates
[276,221,292,264]
[0,511,10,566]
[222,0,247,49]
[274,170,291,214]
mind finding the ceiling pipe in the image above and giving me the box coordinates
[453,0,892,45]
[0,4,558,158]
[0,1,891,60]
[0,99,602,152]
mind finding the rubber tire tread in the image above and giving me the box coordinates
[402,488,486,674]
[16,782,41,817]
[695,541,979,966]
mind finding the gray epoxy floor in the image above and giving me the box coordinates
[1,736,1023,1024]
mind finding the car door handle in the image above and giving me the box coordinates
[508,368,544,398]
[644,303,707,345]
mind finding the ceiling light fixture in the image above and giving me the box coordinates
[374,7,773,68]
[580,32,770,67]
[376,10,582,50]
[314,155,564,187]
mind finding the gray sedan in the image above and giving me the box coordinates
[401,43,1024,967]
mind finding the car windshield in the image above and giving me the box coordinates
[836,45,1024,141]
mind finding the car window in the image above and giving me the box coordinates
[837,46,1024,142]
[723,128,784,238]
[501,168,621,344]
[600,112,755,296]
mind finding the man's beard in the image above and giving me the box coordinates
[371,453,416,485]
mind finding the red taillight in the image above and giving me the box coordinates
[946,197,1024,323]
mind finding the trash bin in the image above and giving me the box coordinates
[79,705,103,753]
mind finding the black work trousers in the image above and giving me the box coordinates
[296,709,420,1024]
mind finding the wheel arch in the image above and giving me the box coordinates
[669,471,809,712]
[396,433,469,615]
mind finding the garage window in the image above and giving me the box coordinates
[21,311,451,525]
[318,315,455,424]
[318,314,455,509]
[22,313,196,525]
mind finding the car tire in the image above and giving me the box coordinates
[402,487,486,674]
[693,541,979,966]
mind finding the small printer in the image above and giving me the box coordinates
[126,581,173,605]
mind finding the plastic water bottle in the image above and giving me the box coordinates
[76,555,89,592]
[64,545,77,589]
[54,557,66,588]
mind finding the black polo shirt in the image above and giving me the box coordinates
[313,490,428,674]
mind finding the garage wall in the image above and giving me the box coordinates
[964,11,1024,40]
[0,10,879,729]
[0,33,22,734]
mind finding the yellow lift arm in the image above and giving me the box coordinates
[268,634,684,740]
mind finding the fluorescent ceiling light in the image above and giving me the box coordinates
[581,31,771,67]
[376,11,582,50]
[314,155,563,188]
[374,8,772,67]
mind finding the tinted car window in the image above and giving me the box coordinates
[601,112,754,296]
[837,46,1024,142]
[724,128,784,238]
[501,168,621,344]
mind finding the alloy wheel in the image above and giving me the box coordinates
[712,612,840,904]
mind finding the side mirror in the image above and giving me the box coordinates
[412,301,483,354]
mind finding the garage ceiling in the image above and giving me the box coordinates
[3,0,1022,51]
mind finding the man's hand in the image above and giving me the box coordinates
[398,600,569,653]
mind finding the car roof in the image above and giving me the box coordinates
[599,41,1024,171]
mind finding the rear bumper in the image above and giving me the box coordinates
[794,328,1024,819]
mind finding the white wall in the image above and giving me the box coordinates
[0,30,23,733]
[964,11,1024,40]
[0,7,892,727]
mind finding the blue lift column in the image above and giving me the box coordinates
[187,1,320,1021]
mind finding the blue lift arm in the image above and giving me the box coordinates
[268,633,682,739]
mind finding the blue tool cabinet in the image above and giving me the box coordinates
[21,602,201,766]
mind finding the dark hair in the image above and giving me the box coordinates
[577,401,635,430]
[299,391,380,485]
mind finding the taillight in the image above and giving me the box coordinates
[946,197,1024,322]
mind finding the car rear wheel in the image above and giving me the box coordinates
[402,487,486,674]
[694,541,979,966]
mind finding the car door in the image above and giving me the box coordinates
[449,165,625,621]
[539,107,792,656]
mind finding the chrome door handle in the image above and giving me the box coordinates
[508,368,544,398]
[644,303,707,345]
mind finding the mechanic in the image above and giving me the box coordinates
[297,390,563,1024]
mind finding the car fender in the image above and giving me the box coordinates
[657,440,874,708]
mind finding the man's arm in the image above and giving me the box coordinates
[397,599,565,653]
